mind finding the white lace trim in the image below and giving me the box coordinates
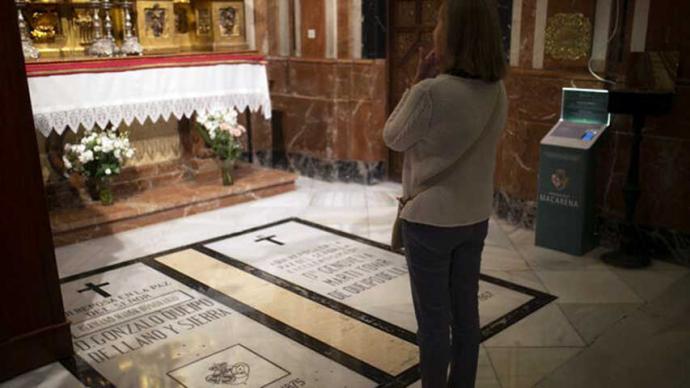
[34,93,272,136]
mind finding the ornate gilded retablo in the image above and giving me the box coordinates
[145,5,168,38]
[15,0,249,57]
[175,8,190,34]
[196,9,212,35]
[210,1,247,50]
[74,10,95,47]
[545,13,592,61]
[219,7,238,36]
[30,10,59,42]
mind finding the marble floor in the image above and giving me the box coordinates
[3,177,690,388]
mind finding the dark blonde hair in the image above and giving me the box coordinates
[442,0,507,82]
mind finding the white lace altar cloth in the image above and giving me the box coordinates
[27,63,272,137]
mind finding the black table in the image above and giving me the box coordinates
[601,90,674,268]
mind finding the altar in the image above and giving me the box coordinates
[25,53,296,246]
[26,52,272,137]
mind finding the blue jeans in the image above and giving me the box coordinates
[402,219,488,388]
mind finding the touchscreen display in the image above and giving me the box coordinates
[581,130,597,141]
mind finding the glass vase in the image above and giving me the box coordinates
[220,158,235,186]
[99,183,114,206]
[86,178,100,201]
[86,177,114,206]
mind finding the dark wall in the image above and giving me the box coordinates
[498,0,513,60]
[0,1,72,381]
[362,0,388,58]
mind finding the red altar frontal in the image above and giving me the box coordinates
[25,53,295,246]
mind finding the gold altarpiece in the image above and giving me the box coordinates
[22,0,258,185]
[18,0,249,59]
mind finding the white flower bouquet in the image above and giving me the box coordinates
[195,109,246,185]
[62,127,135,205]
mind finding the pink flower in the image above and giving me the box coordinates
[230,125,246,137]
[219,122,232,132]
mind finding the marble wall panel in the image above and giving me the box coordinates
[503,75,522,124]
[344,61,387,162]
[495,118,551,199]
[352,60,387,102]
[249,112,273,153]
[254,0,269,54]
[287,60,337,99]
[266,0,280,55]
[271,94,333,159]
[335,62,354,99]
[505,73,561,125]
[338,0,352,58]
[518,0,537,68]
[299,0,327,58]
[333,100,353,160]
[349,100,387,162]
[266,57,387,166]
[267,59,289,94]
[505,70,604,125]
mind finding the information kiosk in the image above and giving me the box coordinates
[535,88,611,255]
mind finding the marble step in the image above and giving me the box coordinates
[49,163,297,247]
[45,158,230,209]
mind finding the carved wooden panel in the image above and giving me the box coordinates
[387,0,441,180]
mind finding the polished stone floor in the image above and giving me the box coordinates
[3,177,690,388]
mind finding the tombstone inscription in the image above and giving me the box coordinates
[61,263,375,387]
[58,218,555,387]
[204,220,551,335]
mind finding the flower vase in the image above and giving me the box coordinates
[86,178,99,201]
[219,159,235,186]
[86,178,114,206]
[99,183,114,206]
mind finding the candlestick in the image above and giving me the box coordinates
[88,0,117,57]
[120,1,143,56]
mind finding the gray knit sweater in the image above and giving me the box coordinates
[383,74,508,227]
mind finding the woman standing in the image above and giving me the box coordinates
[383,1,508,387]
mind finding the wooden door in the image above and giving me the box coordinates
[387,0,442,181]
